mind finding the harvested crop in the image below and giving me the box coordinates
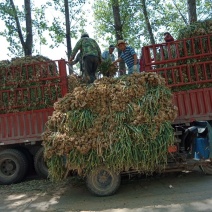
[0,55,61,114]
[154,20,212,92]
[42,72,178,181]
[177,19,212,39]
[97,59,118,77]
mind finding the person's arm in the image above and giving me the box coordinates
[94,40,102,59]
[132,54,138,71]
[102,51,107,60]
[113,57,122,64]
[70,55,79,65]
[69,40,82,62]
[133,54,137,65]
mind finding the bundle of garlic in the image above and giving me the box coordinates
[42,72,178,181]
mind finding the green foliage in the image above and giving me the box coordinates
[46,0,87,48]
[97,59,118,77]
[177,19,212,39]
[0,0,49,57]
[0,0,87,59]
[93,0,211,56]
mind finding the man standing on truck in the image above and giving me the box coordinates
[113,40,139,75]
[69,32,102,83]
[164,32,174,42]
[102,44,116,62]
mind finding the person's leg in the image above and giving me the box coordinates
[84,56,99,83]
[83,56,93,83]
[92,56,99,80]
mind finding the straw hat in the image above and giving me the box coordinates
[116,40,127,47]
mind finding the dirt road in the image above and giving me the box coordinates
[0,169,212,212]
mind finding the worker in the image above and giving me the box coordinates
[113,40,139,75]
[102,44,115,62]
[69,32,102,83]
[164,32,174,43]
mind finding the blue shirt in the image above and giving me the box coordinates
[120,46,136,68]
[102,50,115,62]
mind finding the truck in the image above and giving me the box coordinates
[0,34,212,196]
[85,33,212,196]
[0,59,68,184]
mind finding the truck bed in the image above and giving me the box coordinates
[0,59,68,145]
[0,108,53,145]
[173,88,212,124]
[142,34,212,124]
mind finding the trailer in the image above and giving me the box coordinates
[0,59,68,184]
[142,33,212,125]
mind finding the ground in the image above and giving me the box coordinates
[0,169,212,212]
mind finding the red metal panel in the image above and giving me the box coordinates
[0,59,68,112]
[148,61,212,88]
[19,113,25,137]
[143,34,212,67]
[0,108,54,145]
[0,59,68,145]
[173,88,212,124]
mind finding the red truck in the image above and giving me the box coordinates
[0,59,68,184]
[85,34,212,196]
[141,33,212,124]
[0,34,212,192]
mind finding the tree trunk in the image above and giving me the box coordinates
[187,0,197,24]
[9,0,25,53]
[24,0,33,56]
[64,0,71,59]
[64,0,72,74]
[111,0,126,75]
[141,0,155,45]
[172,0,188,25]
[10,0,33,56]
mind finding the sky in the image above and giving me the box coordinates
[0,0,97,61]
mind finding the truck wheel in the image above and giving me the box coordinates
[14,147,33,174]
[34,147,48,178]
[86,166,121,196]
[0,149,28,185]
[200,161,212,175]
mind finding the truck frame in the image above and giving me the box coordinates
[0,34,212,197]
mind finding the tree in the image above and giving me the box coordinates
[140,0,155,45]
[64,0,71,59]
[93,0,211,47]
[111,0,125,74]
[187,0,197,24]
[172,0,188,25]
[47,0,86,60]
[0,0,47,57]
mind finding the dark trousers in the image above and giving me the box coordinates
[83,55,99,83]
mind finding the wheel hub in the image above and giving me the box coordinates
[97,170,112,187]
[1,159,16,176]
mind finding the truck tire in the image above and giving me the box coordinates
[86,166,121,196]
[14,147,33,174]
[200,161,212,175]
[34,147,48,178]
[0,149,28,185]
